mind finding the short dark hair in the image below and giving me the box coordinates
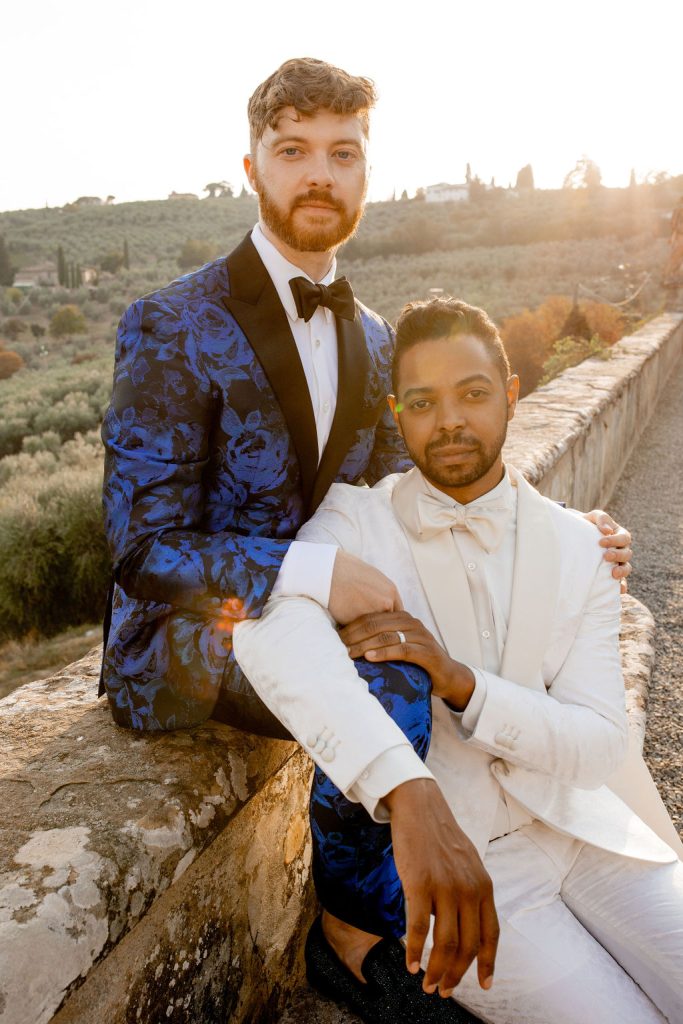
[248,58,377,151]
[392,297,511,394]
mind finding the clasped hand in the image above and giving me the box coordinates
[340,610,476,711]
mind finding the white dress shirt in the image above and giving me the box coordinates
[352,468,534,839]
[250,224,339,607]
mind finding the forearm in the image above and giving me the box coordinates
[117,527,290,620]
[233,595,428,795]
[463,671,628,788]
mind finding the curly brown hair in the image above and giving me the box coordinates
[247,57,377,151]
[393,297,511,393]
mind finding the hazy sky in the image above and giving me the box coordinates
[2,0,679,211]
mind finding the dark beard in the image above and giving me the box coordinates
[413,424,508,490]
[253,176,364,252]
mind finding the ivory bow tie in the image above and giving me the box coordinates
[289,276,356,323]
[416,491,512,553]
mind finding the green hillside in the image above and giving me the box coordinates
[0,179,679,649]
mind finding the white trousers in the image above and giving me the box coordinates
[420,821,683,1024]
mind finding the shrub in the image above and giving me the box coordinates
[0,348,25,379]
[50,304,87,340]
[540,335,611,385]
[21,430,62,455]
[3,318,26,341]
[0,466,111,641]
[499,295,624,397]
[177,239,221,269]
[0,356,110,457]
[583,301,625,344]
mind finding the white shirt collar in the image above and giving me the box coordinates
[250,223,336,324]
[421,464,516,511]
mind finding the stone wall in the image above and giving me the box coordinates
[503,311,683,509]
[1,313,681,1024]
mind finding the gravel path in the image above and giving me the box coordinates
[608,352,683,837]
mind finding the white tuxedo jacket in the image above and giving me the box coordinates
[234,467,681,863]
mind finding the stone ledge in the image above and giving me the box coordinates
[503,312,683,508]
[0,647,310,1024]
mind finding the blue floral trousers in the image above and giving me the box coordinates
[309,659,433,939]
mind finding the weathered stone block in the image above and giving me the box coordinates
[0,649,314,1024]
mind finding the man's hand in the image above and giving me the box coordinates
[328,551,403,625]
[583,510,632,593]
[384,779,499,996]
[340,610,475,710]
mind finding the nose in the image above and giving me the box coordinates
[305,152,335,190]
[436,398,466,433]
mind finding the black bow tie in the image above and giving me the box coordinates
[289,276,355,323]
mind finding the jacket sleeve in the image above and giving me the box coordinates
[101,297,290,624]
[462,560,629,789]
[363,317,413,485]
[232,489,427,796]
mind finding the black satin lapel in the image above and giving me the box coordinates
[309,307,369,514]
[223,236,318,507]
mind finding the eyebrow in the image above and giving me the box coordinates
[402,374,494,400]
[271,135,363,148]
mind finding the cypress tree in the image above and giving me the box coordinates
[57,245,67,287]
[0,235,15,286]
[123,238,130,269]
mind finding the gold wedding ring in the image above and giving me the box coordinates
[396,630,406,645]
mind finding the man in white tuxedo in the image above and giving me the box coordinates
[234,298,683,1024]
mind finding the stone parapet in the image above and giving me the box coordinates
[1,313,680,1024]
[0,650,315,1024]
[503,312,683,509]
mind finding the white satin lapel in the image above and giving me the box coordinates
[392,470,483,666]
[500,467,560,690]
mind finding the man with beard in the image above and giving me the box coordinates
[100,58,414,735]
[235,298,683,1024]
[100,58,636,1022]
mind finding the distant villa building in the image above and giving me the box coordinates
[168,191,199,201]
[425,183,469,203]
[13,262,59,288]
[81,266,99,285]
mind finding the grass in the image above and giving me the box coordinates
[0,622,101,700]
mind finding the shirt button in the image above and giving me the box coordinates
[360,770,370,781]
[314,338,321,348]
[323,401,330,413]
[482,630,491,639]
[467,562,477,572]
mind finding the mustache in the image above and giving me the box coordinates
[427,432,481,453]
[292,190,346,213]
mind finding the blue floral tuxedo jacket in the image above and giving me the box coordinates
[100,232,411,734]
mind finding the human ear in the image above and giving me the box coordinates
[243,154,256,190]
[506,375,520,421]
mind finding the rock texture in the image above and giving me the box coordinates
[0,648,315,1024]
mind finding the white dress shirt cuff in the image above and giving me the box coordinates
[446,669,488,735]
[271,541,338,608]
[348,745,435,823]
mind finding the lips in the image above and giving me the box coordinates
[428,444,478,457]
[296,202,339,211]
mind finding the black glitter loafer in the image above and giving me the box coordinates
[304,915,483,1023]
